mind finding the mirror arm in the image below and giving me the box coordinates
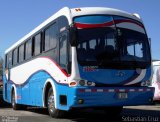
[69,24,78,46]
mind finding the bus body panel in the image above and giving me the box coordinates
[71,7,143,23]
[78,65,151,86]
[3,68,154,111]
[3,57,68,106]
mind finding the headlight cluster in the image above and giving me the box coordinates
[79,80,96,86]
[141,80,151,86]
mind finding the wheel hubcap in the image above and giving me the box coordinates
[48,94,54,112]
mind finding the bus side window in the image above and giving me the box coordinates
[44,23,57,51]
[18,44,25,63]
[45,28,50,51]
[34,33,41,56]
[25,39,32,60]
[5,54,8,69]
[8,51,12,68]
[13,48,18,65]
[60,33,67,69]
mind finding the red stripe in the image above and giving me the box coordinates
[92,89,97,92]
[114,19,144,28]
[115,89,121,92]
[79,88,153,93]
[104,89,108,92]
[75,21,114,29]
[143,88,147,92]
[125,90,129,92]
[40,57,69,77]
[17,95,21,99]
[79,89,85,92]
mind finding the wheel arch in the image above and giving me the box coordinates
[43,78,57,108]
[10,84,17,103]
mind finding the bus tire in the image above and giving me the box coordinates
[47,87,65,118]
[11,90,20,110]
[11,90,27,110]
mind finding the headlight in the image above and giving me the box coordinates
[79,80,95,86]
[87,81,92,86]
[79,80,85,86]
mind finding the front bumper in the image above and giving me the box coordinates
[69,87,154,108]
[56,85,154,111]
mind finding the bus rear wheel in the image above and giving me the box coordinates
[11,90,20,110]
[47,87,65,118]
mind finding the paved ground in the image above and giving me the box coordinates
[0,104,160,122]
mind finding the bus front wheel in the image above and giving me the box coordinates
[47,87,65,118]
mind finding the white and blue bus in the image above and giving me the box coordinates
[3,7,154,117]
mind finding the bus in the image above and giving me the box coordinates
[3,7,154,117]
[152,61,160,102]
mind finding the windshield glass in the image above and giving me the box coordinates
[117,28,150,62]
[74,15,151,69]
[77,28,117,62]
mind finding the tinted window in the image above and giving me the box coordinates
[50,25,57,48]
[77,28,116,62]
[45,29,50,51]
[45,23,57,51]
[19,44,24,62]
[25,39,32,60]
[8,52,12,68]
[119,28,150,62]
[5,54,8,68]
[13,48,18,65]
[58,16,69,33]
[34,33,41,55]
[60,33,67,68]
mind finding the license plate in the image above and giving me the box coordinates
[118,92,128,99]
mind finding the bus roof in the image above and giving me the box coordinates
[5,7,143,54]
[71,7,142,22]
[5,7,71,54]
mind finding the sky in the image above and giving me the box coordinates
[0,0,160,60]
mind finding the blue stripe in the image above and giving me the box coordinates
[74,15,113,24]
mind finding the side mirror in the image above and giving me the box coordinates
[69,26,78,46]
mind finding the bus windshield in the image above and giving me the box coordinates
[76,27,151,69]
